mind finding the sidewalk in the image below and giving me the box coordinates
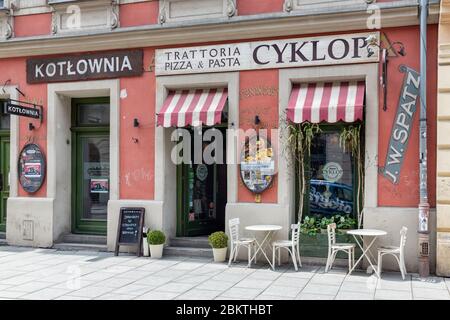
[0,246,449,300]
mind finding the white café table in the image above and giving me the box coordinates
[245,225,282,269]
[347,229,387,278]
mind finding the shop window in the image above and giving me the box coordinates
[0,1,4,9]
[75,101,110,126]
[0,100,10,130]
[159,0,236,24]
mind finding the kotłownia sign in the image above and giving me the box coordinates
[27,50,143,84]
[156,32,379,75]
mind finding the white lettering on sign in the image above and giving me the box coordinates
[156,32,379,75]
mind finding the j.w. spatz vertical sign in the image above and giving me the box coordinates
[27,50,143,84]
[380,65,420,184]
[155,32,379,76]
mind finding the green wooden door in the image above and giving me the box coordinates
[71,98,110,235]
[0,101,10,232]
[0,135,9,232]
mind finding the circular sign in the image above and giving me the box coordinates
[196,164,208,181]
[240,136,275,194]
[322,162,343,182]
[18,143,46,193]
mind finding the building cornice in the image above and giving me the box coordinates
[0,0,440,59]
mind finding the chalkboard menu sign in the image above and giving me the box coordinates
[115,207,145,257]
[18,143,46,193]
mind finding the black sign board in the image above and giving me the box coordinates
[27,49,144,84]
[18,143,46,193]
[5,101,41,119]
[115,207,145,257]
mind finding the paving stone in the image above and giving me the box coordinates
[55,295,91,300]
[135,275,172,287]
[177,274,212,284]
[272,276,309,288]
[135,291,180,300]
[296,293,335,300]
[375,289,412,300]
[0,275,39,286]
[70,285,114,298]
[196,280,235,291]
[21,288,70,300]
[302,284,340,296]
[376,279,411,291]
[98,276,137,288]
[95,293,137,300]
[81,271,116,281]
[262,285,303,298]
[12,281,54,293]
[309,274,345,286]
[411,277,448,290]
[220,287,263,299]
[0,290,27,299]
[340,281,376,293]
[113,284,155,296]
[154,282,197,293]
[175,289,222,300]
[235,278,273,289]
[412,288,450,300]
[335,291,374,300]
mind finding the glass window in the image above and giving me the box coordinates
[0,101,10,130]
[307,129,355,217]
[76,102,110,126]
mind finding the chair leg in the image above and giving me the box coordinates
[254,243,257,264]
[377,251,382,277]
[348,250,352,272]
[325,249,332,273]
[278,248,281,266]
[290,248,298,271]
[352,248,355,268]
[233,245,239,262]
[272,246,276,271]
[247,245,251,268]
[330,250,337,270]
[296,246,302,268]
[228,246,235,267]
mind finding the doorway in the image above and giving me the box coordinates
[177,126,227,236]
[71,97,110,235]
[0,100,10,232]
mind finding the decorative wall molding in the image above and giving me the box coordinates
[159,0,236,24]
[49,0,119,35]
[285,0,372,12]
[0,7,13,39]
[0,1,440,58]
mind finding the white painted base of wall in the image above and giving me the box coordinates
[6,197,56,248]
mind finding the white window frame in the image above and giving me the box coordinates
[284,0,374,12]
[159,0,236,24]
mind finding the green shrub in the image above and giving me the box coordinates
[208,231,228,249]
[147,230,166,245]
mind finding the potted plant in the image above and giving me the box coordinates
[318,216,335,234]
[208,231,228,262]
[147,230,166,258]
[300,216,320,236]
[334,214,357,234]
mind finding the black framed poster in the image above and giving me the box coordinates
[18,143,46,193]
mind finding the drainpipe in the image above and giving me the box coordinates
[418,0,430,278]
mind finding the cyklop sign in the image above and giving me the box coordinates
[380,65,420,184]
[156,32,379,75]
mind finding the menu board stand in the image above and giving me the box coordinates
[114,207,145,257]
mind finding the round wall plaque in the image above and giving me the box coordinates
[322,162,343,182]
[240,136,275,194]
[18,143,46,193]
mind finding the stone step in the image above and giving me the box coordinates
[58,233,107,245]
[52,242,108,252]
[163,246,213,258]
[169,236,210,249]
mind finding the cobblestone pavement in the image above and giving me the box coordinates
[0,246,449,300]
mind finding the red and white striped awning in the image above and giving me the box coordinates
[157,88,228,127]
[287,81,365,123]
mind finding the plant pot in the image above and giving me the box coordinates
[320,229,328,234]
[212,247,227,262]
[149,244,164,258]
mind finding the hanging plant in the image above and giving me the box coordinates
[282,121,321,223]
[339,123,365,228]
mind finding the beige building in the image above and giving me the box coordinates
[437,0,450,276]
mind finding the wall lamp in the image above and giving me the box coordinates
[366,34,406,111]
[28,123,35,131]
[133,118,140,127]
[254,115,261,125]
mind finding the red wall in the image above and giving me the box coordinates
[119,1,159,27]
[14,14,51,37]
[238,69,279,203]
[377,25,437,207]
[237,0,283,15]
[119,48,155,200]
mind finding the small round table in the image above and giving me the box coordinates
[347,229,387,278]
[245,225,282,269]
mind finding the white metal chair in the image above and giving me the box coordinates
[228,218,256,267]
[272,223,302,271]
[377,226,408,280]
[325,223,355,272]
